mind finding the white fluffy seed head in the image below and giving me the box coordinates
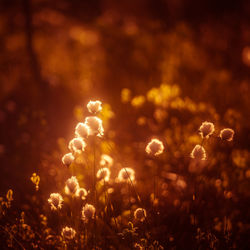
[145,139,164,156]
[68,137,86,153]
[75,123,90,138]
[65,176,79,195]
[48,193,63,210]
[219,128,234,141]
[100,154,113,168]
[87,100,102,114]
[85,116,104,137]
[117,168,135,182]
[134,208,146,222]
[82,203,95,222]
[75,188,88,200]
[190,145,206,161]
[62,153,74,166]
[61,226,76,240]
[199,121,215,139]
[96,168,111,182]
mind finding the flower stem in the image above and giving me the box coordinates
[93,137,97,249]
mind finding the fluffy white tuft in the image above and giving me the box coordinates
[190,145,206,161]
[82,203,96,222]
[65,176,79,195]
[199,121,215,139]
[219,128,234,141]
[75,123,90,138]
[134,208,147,222]
[75,188,88,200]
[62,153,74,166]
[100,154,113,168]
[146,139,164,156]
[117,168,135,182]
[85,116,104,137]
[61,226,76,240]
[87,100,102,114]
[68,137,86,153]
[97,167,111,182]
[48,193,63,210]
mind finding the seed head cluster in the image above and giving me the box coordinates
[85,116,104,137]
[62,153,74,166]
[87,100,102,114]
[75,122,90,138]
[48,193,63,210]
[190,145,206,161]
[97,167,111,182]
[68,137,86,153]
[118,168,135,182]
[65,176,79,195]
[134,208,147,222]
[199,121,215,139]
[100,154,113,168]
[220,128,234,141]
[75,188,88,200]
[146,139,164,156]
[82,203,96,222]
[61,226,76,240]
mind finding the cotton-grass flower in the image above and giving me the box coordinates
[62,153,74,166]
[190,145,206,161]
[48,193,63,210]
[82,203,96,222]
[65,176,79,195]
[61,226,76,240]
[75,188,88,200]
[85,116,104,137]
[199,121,215,139]
[219,128,234,141]
[146,138,164,156]
[87,100,102,114]
[100,154,113,168]
[68,137,86,152]
[96,167,111,182]
[75,122,90,138]
[134,208,146,222]
[117,168,135,182]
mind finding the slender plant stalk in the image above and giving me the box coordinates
[100,169,118,232]
[124,167,149,226]
[153,175,156,203]
[104,139,148,225]
[93,137,97,249]
[103,180,107,209]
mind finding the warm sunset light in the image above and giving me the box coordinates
[0,0,249,249]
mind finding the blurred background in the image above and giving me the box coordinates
[0,0,250,247]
